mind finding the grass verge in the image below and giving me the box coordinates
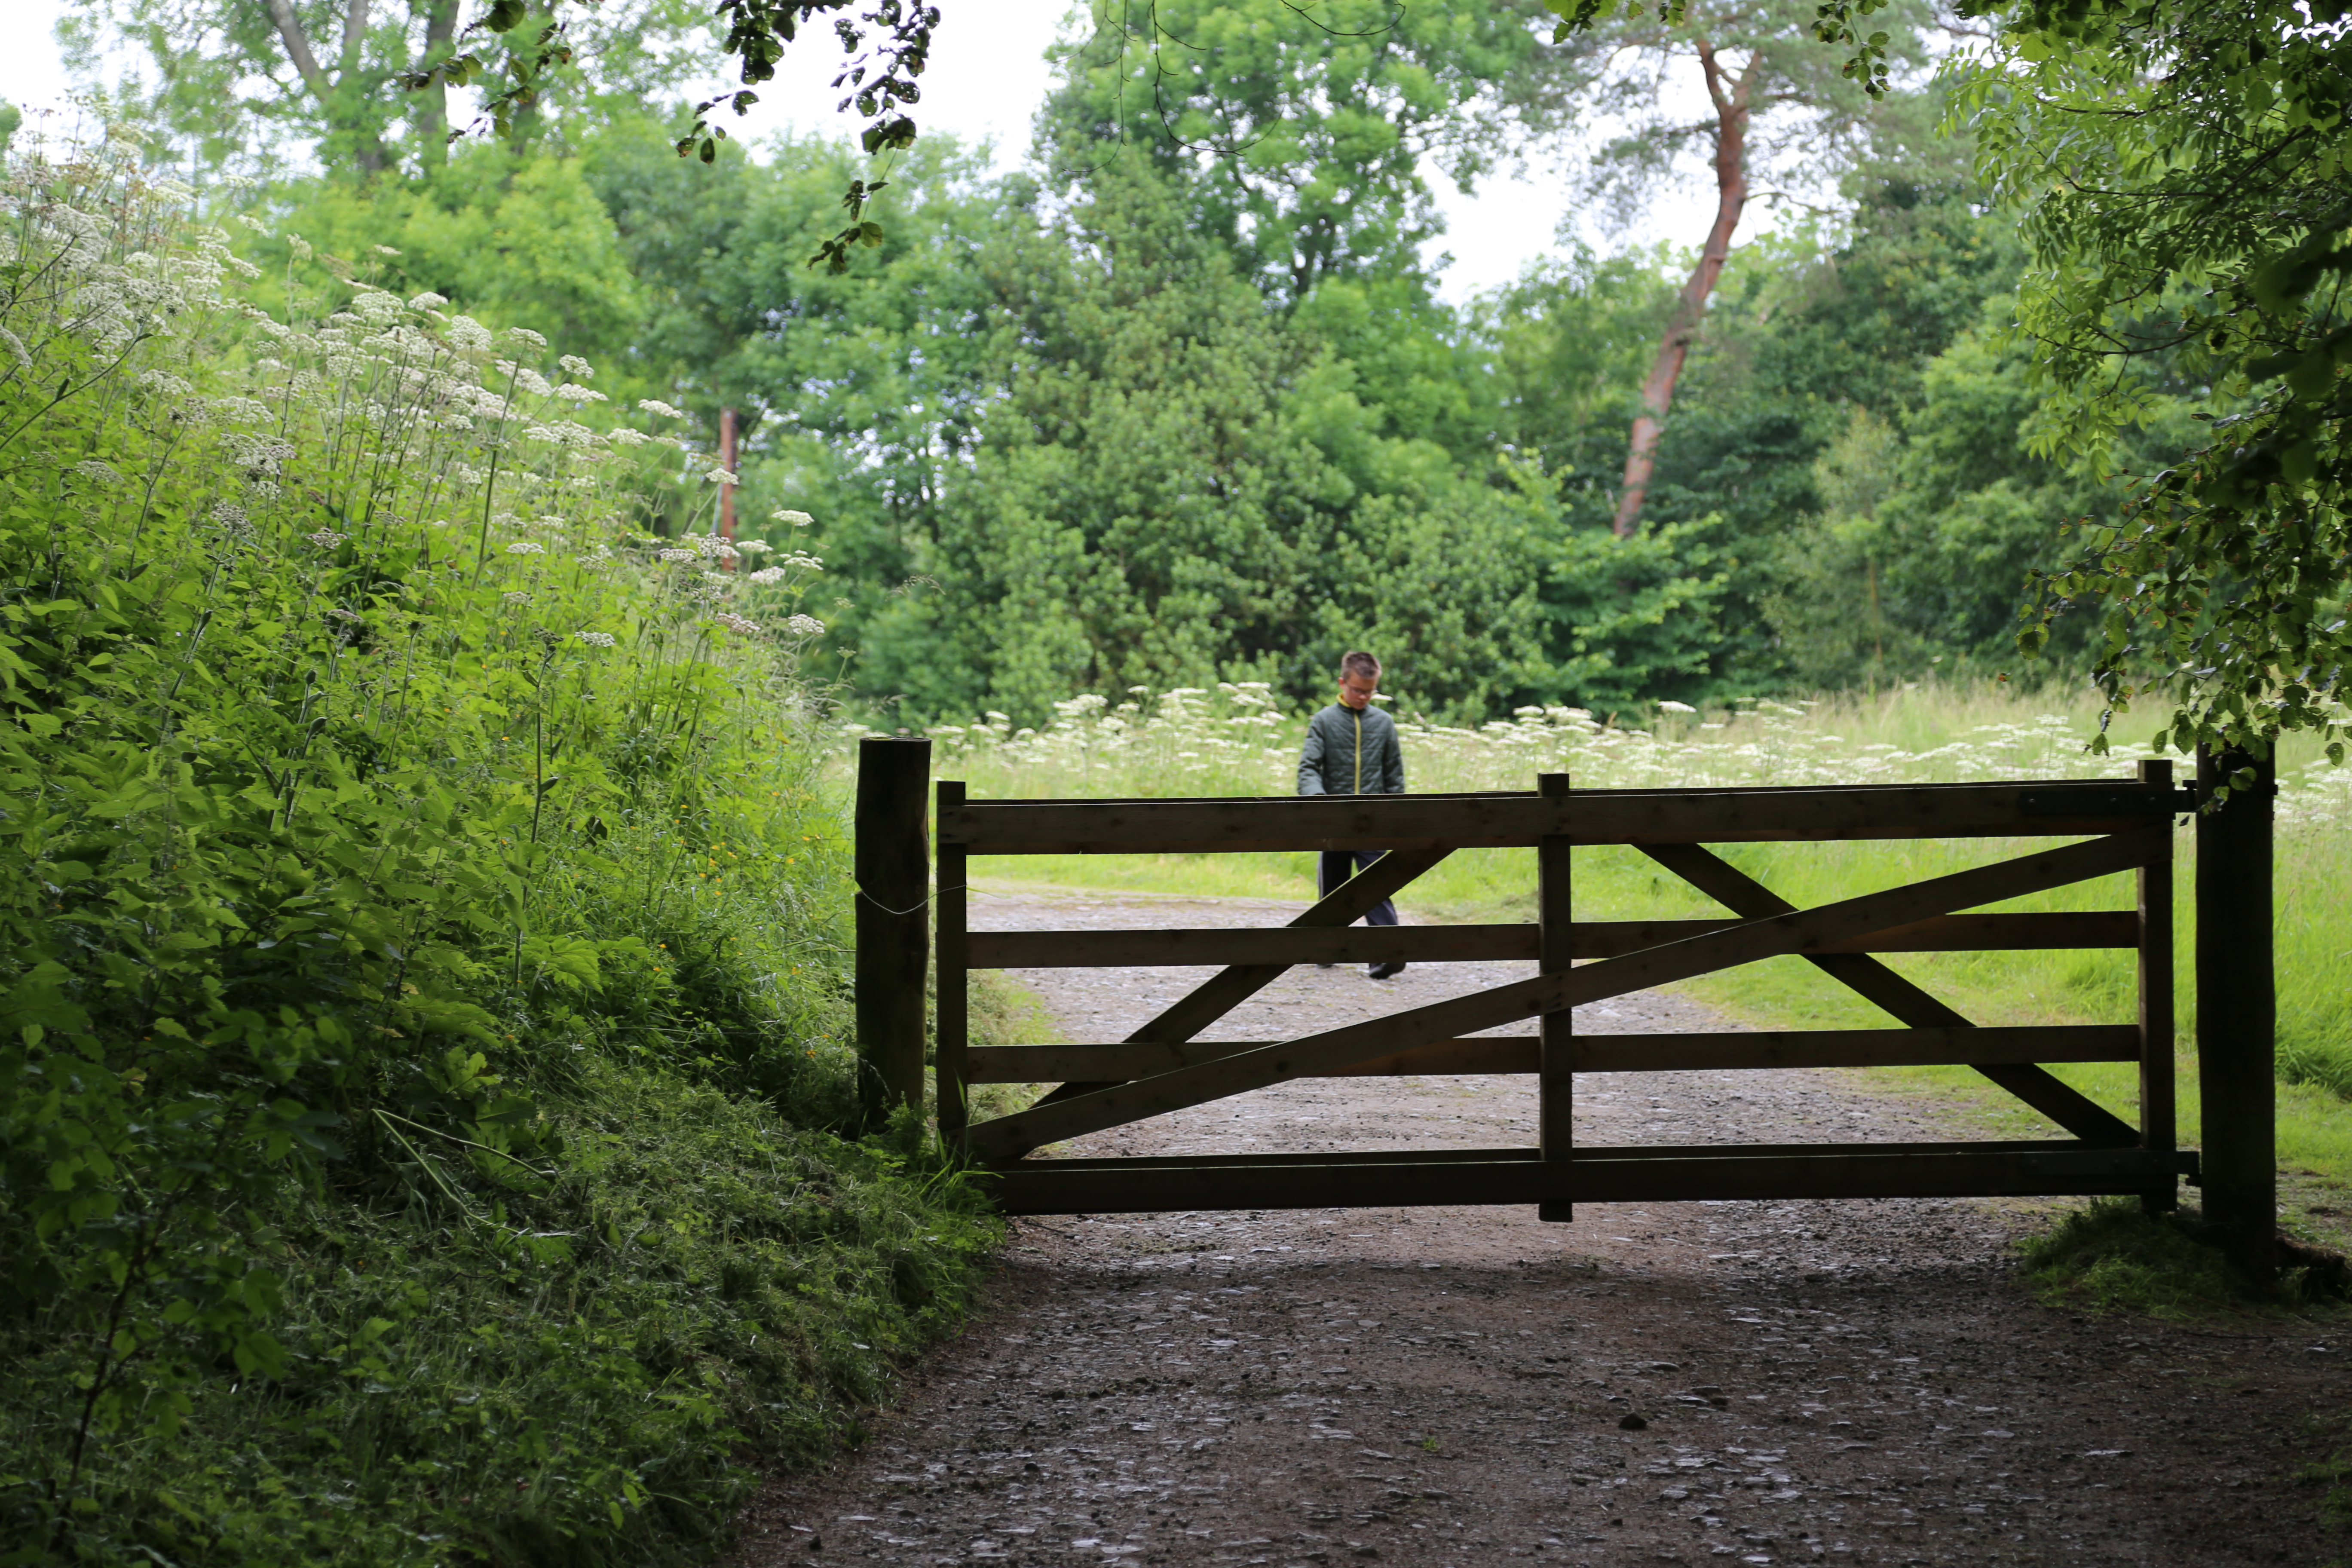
[2015,1197,2350,1320]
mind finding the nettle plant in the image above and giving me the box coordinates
[0,128,833,1520]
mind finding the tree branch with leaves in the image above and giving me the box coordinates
[1962,0,2352,768]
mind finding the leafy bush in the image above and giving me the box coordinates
[0,128,994,1565]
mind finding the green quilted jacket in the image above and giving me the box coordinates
[1296,702,1404,796]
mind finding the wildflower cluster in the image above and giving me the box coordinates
[888,683,1295,794]
[914,683,2352,828]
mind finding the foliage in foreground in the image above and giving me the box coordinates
[0,132,994,1565]
[4,1078,995,1567]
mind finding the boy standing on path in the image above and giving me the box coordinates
[1297,650,1408,979]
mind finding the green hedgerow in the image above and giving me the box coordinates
[0,123,992,1565]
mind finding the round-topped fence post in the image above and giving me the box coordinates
[857,735,932,1130]
[2195,742,2276,1279]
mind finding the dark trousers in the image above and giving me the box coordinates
[1318,848,1398,927]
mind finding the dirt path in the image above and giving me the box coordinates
[731,889,2346,1568]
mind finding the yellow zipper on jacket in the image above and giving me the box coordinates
[1353,709,1362,794]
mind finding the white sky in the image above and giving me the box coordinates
[0,0,1712,301]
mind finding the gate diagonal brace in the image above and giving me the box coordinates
[1024,845,1452,1110]
[1638,843,2139,1147]
[968,825,2168,1164]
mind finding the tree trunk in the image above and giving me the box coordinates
[501,6,554,156]
[261,0,391,176]
[416,0,460,172]
[1612,38,1751,537]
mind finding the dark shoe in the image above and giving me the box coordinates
[1367,962,1406,980]
[1315,962,1337,970]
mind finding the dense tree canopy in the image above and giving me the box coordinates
[228,101,2174,725]
[1038,0,1556,302]
[32,0,2290,731]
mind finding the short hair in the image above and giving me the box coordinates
[1340,650,1381,681]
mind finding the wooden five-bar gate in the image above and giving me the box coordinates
[850,747,2211,1222]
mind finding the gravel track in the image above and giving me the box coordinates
[730,888,2346,1568]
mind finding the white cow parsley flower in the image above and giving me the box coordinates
[785,614,825,636]
[447,314,493,352]
[224,434,297,475]
[770,508,813,527]
[206,395,274,425]
[577,631,617,647]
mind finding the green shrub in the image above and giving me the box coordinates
[0,128,993,1565]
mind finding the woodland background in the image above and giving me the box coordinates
[12,0,2209,727]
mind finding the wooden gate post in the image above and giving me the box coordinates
[1537,772,1574,1222]
[935,778,969,1144]
[856,735,932,1129]
[2195,742,2275,1276]
[2137,757,2176,1215]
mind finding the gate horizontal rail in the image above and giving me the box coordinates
[965,1024,2144,1084]
[966,910,2138,969]
[917,765,2190,1220]
[941,778,2189,854]
[982,1143,2198,1215]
